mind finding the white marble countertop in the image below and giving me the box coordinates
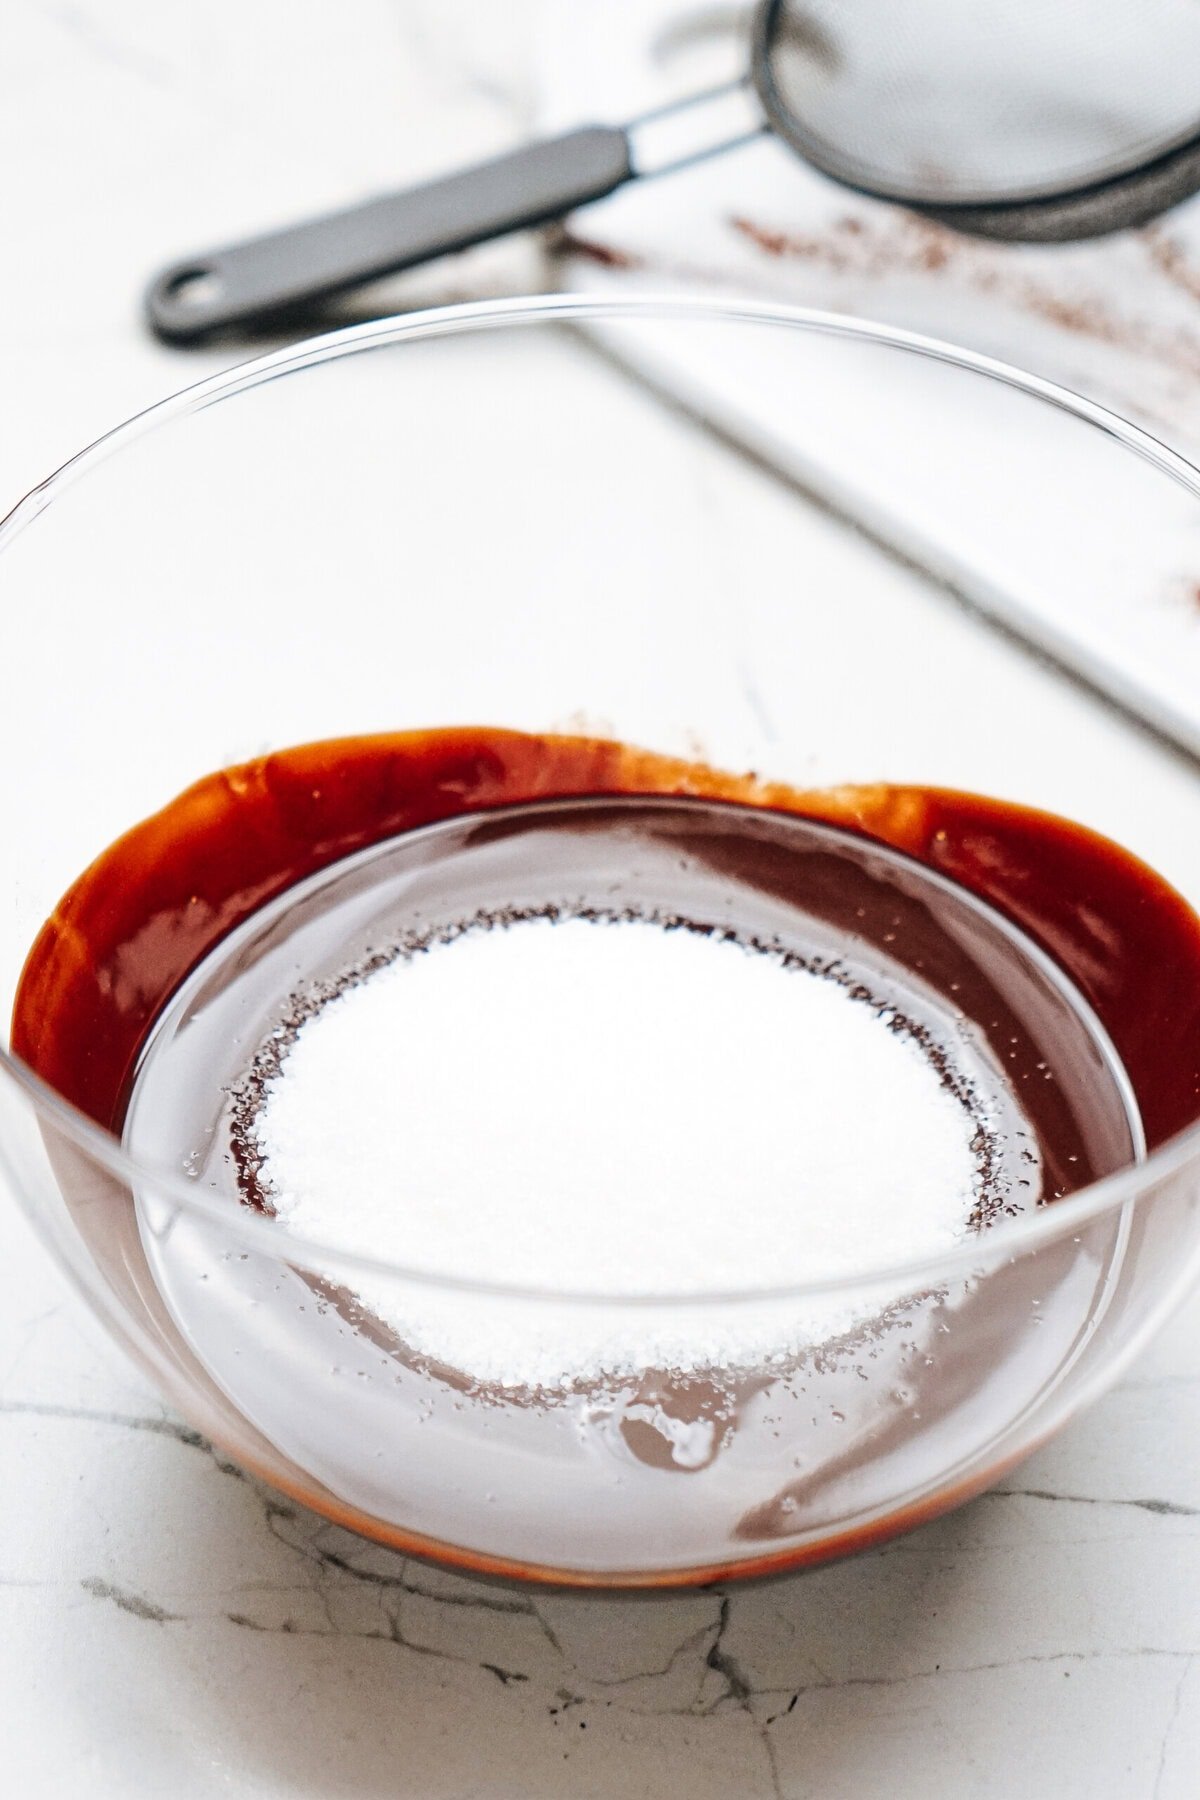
[3,4,1200,1795]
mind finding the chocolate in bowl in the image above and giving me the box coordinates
[12,726,1198,1581]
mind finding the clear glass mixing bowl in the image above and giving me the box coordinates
[3,294,1200,1588]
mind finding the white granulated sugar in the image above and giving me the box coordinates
[254,916,985,1388]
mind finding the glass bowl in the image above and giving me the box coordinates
[3,293,1200,1589]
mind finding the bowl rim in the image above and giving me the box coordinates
[4,288,1200,1304]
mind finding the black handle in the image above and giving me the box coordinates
[145,125,634,344]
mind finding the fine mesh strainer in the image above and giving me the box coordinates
[145,0,1200,343]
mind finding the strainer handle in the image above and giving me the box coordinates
[144,126,633,344]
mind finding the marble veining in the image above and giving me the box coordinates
[4,1342,1200,1796]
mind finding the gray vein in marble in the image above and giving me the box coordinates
[80,1576,177,1625]
[2,1398,201,1440]
[705,1597,784,1800]
[992,1487,1200,1519]
[274,1533,530,1615]
[673,1648,1200,1719]
[260,1507,560,1644]
[223,1585,537,1692]
[586,1619,716,1693]
[1153,1656,1193,1799]
[736,665,780,746]
[0,1398,248,1478]
[0,1306,63,1392]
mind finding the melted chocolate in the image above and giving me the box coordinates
[14,725,1200,1157]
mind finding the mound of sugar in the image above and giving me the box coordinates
[251,915,988,1387]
